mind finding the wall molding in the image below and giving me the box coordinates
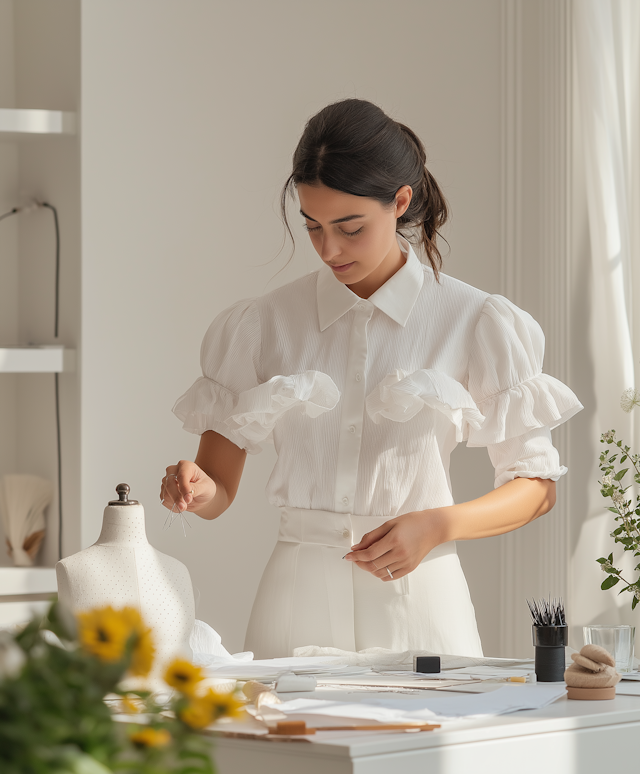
[499,0,573,657]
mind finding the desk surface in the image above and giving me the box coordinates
[208,679,640,774]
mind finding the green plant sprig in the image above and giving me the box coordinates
[597,430,640,610]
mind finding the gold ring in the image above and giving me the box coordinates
[386,567,393,579]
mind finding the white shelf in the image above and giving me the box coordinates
[0,567,57,597]
[0,346,76,373]
[0,108,76,137]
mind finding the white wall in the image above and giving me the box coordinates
[80,0,505,653]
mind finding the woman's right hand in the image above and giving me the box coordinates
[160,460,217,513]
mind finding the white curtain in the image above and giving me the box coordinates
[573,0,640,624]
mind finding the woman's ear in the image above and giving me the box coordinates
[395,185,413,219]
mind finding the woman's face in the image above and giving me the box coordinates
[297,183,412,298]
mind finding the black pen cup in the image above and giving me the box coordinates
[532,625,568,682]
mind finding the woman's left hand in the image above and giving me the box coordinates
[344,509,448,581]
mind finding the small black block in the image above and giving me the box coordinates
[413,656,441,673]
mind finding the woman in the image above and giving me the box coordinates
[162,99,582,658]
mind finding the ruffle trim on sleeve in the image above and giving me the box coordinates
[365,369,485,443]
[173,371,340,454]
[494,465,568,489]
[466,372,584,448]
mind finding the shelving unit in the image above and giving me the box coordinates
[0,346,76,373]
[0,108,76,138]
[0,1,81,602]
[0,567,57,596]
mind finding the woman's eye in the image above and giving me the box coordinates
[341,227,363,237]
[303,223,321,233]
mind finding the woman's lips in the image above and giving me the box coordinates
[329,262,355,273]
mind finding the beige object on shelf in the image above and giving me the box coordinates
[565,644,621,700]
[56,484,195,687]
[0,475,53,566]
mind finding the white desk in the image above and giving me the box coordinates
[207,684,640,774]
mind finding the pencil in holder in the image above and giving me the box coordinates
[532,625,568,682]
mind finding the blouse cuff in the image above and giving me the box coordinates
[487,427,568,489]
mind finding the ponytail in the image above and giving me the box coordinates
[395,123,449,279]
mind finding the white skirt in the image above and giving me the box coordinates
[244,507,483,658]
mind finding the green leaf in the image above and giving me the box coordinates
[596,557,607,564]
[608,553,614,562]
[601,575,620,590]
[614,468,628,481]
[633,596,638,611]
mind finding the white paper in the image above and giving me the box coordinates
[204,657,367,681]
[444,666,532,678]
[268,683,567,721]
[615,682,640,696]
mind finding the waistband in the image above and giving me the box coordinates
[278,507,456,561]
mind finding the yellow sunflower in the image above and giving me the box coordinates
[163,658,204,696]
[179,687,244,729]
[205,687,245,720]
[77,606,131,663]
[129,727,171,748]
[179,697,214,730]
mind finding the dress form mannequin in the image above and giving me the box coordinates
[56,484,195,680]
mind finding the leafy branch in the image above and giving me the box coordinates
[598,426,640,611]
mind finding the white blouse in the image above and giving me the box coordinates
[173,236,583,519]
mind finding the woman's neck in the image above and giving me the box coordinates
[96,505,149,546]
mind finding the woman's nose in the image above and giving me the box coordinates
[320,233,340,263]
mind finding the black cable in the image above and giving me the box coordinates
[41,203,60,339]
[0,201,64,559]
[0,208,18,222]
[42,203,63,560]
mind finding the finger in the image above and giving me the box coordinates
[345,532,395,564]
[161,474,182,510]
[356,558,407,581]
[176,460,198,507]
[349,522,393,552]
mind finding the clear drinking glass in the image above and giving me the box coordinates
[583,625,636,673]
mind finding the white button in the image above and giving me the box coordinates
[342,529,350,539]
[357,301,366,309]
[348,425,356,434]
[355,373,362,382]
[342,496,349,505]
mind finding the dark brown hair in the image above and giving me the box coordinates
[281,98,449,278]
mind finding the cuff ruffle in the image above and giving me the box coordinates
[173,371,340,454]
[365,369,485,442]
[467,372,583,447]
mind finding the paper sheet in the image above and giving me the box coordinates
[205,657,368,681]
[266,683,567,722]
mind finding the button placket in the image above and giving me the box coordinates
[334,302,372,512]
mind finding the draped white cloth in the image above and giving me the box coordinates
[174,236,582,656]
[572,0,640,626]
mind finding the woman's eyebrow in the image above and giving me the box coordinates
[300,209,365,225]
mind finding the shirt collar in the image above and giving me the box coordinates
[316,234,425,331]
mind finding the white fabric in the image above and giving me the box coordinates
[173,236,583,656]
[571,1,640,627]
[244,507,482,658]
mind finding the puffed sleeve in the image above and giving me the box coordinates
[466,295,583,487]
[172,299,339,454]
